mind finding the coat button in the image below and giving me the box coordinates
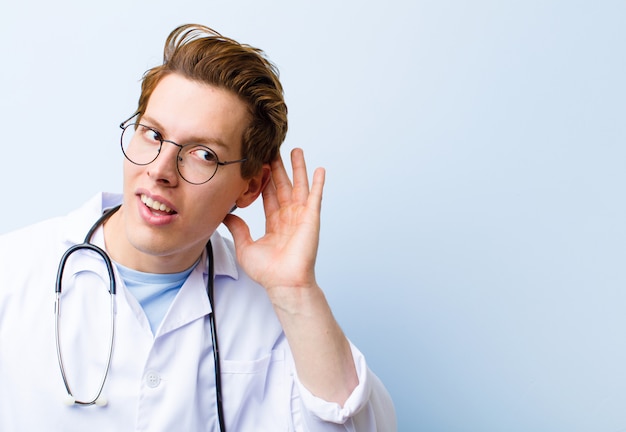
[145,371,161,388]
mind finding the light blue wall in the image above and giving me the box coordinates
[1,1,625,430]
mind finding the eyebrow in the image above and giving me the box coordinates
[140,114,229,150]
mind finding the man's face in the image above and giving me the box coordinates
[113,73,260,272]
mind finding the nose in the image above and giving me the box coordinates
[147,140,181,186]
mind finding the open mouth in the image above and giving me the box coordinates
[140,194,175,214]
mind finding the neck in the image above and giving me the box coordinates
[103,206,206,274]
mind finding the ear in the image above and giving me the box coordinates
[235,163,271,208]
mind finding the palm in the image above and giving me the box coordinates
[223,149,325,293]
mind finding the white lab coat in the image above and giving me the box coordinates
[0,193,396,431]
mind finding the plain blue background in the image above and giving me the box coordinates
[1,1,625,430]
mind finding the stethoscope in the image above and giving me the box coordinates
[54,204,226,431]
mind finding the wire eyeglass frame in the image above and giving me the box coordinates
[120,112,247,185]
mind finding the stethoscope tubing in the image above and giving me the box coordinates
[206,241,225,432]
[54,206,119,406]
[53,204,226,430]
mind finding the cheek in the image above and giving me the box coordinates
[122,159,131,178]
[122,160,143,185]
[197,177,247,210]
[195,186,234,210]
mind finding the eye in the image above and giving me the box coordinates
[189,146,218,164]
[138,125,162,144]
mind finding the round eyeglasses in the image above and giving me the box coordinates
[120,113,247,185]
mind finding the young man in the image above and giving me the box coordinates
[0,24,395,430]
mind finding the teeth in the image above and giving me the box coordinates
[141,194,173,213]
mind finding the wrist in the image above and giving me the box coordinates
[268,282,327,318]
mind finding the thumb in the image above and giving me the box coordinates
[222,213,253,250]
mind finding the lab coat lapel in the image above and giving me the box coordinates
[154,232,239,338]
[155,263,212,337]
[60,192,123,247]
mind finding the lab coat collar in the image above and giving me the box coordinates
[61,192,122,246]
[206,229,239,280]
[61,192,239,280]
[151,235,240,337]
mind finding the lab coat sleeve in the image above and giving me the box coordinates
[292,342,397,431]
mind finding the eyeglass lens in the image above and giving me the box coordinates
[121,124,221,184]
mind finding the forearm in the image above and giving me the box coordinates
[270,284,358,406]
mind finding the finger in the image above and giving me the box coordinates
[290,148,310,206]
[261,170,280,216]
[222,213,253,253]
[308,167,326,214]
[270,151,294,206]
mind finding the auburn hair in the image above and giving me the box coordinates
[137,24,288,178]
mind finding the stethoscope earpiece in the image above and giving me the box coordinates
[61,394,107,407]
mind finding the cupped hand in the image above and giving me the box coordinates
[222,148,325,295]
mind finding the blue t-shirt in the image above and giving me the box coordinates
[114,260,199,334]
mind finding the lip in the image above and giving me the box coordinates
[135,190,178,226]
